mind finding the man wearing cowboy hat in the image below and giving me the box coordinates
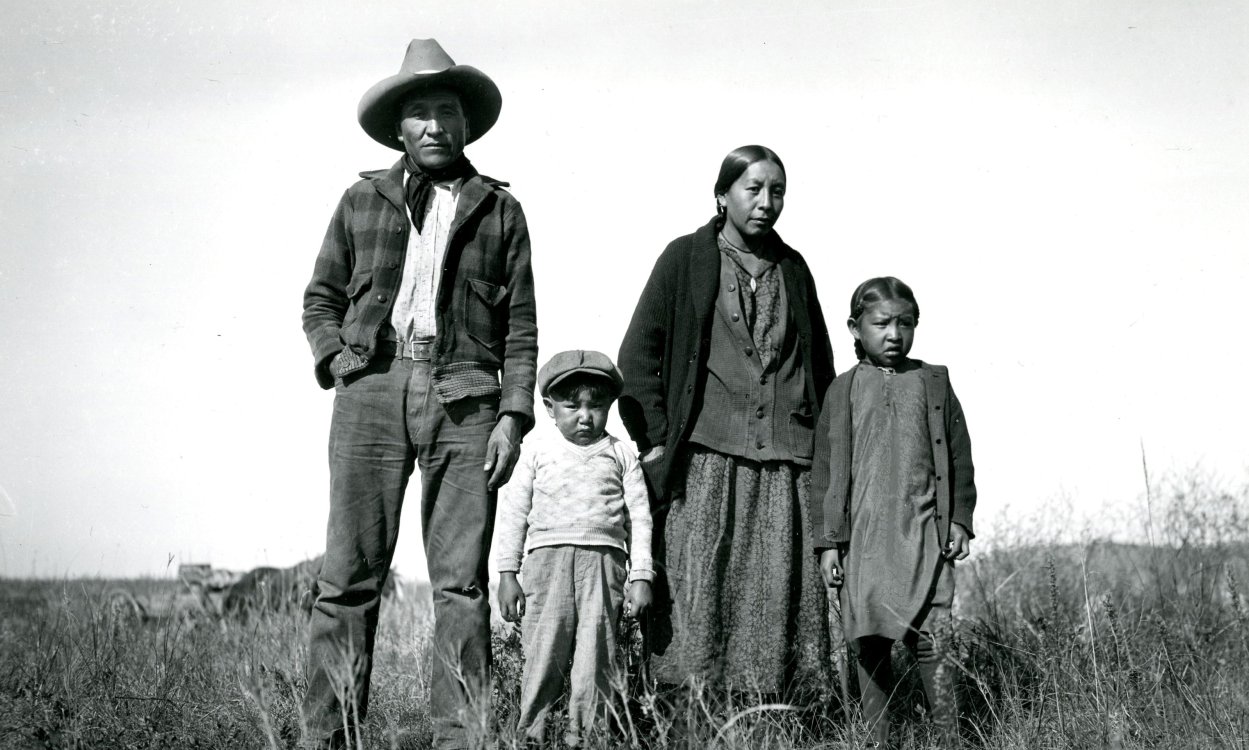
[302,38,537,749]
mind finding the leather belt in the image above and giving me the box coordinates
[375,338,435,361]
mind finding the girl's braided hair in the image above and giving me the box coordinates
[848,276,920,361]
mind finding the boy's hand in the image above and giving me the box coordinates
[945,523,971,561]
[622,580,653,620]
[497,572,526,622]
[819,548,844,590]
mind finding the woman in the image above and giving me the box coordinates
[617,145,835,699]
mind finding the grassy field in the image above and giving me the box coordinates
[3,476,1248,749]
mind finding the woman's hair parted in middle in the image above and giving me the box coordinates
[713,145,787,215]
[848,276,921,360]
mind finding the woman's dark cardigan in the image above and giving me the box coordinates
[617,217,836,504]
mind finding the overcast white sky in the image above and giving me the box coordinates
[1,0,1246,579]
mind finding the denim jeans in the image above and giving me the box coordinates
[302,357,498,750]
[517,545,626,746]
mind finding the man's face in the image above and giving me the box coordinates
[398,90,468,170]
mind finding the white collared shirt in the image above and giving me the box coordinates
[390,176,461,341]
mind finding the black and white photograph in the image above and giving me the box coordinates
[1,1,1247,748]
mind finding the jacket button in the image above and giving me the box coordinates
[935,406,942,411]
[756,407,765,418]
[377,294,387,303]
[935,475,942,481]
[755,440,765,449]
[728,284,736,292]
[759,375,767,385]
[935,438,943,445]
[744,347,753,356]
[388,261,399,269]
[731,313,740,322]
[393,226,402,233]
[686,385,693,393]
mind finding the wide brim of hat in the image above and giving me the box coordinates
[358,66,501,151]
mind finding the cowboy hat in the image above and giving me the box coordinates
[357,38,502,151]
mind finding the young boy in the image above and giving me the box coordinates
[495,350,654,746]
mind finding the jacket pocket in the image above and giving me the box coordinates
[345,270,374,300]
[463,277,508,351]
[789,402,815,459]
[340,270,374,334]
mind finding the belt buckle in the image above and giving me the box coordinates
[402,337,433,361]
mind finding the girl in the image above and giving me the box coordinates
[810,276,977,747]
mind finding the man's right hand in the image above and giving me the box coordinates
[498,572,526,622]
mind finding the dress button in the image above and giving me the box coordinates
[744,347,753,356]
[756,407,765,418]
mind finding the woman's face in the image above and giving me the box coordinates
[718,160,785,246]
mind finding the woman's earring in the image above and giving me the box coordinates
[716,202,726,217]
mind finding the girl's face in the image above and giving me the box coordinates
[717,160,785,247]
[849,298,917,368]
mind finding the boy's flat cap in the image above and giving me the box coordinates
[538,350,624,397]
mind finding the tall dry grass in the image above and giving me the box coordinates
[2,470,1247,749]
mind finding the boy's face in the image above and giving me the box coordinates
[544,387,611,446]
[849,298,917,368]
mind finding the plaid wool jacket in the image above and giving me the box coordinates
[302,158,538,428]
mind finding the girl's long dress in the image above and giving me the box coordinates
[842,362,953,641]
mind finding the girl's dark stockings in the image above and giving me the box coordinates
[855,633,956,748]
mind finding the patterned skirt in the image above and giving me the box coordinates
[650,446,831,698]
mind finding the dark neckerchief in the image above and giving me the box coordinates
[404,154,477,233]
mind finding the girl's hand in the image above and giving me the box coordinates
[819,549,844,589]
[623,580,653,620]
[944,523,971,561]
[497,572,526,622]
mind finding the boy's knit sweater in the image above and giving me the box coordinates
[494,430,654,582]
